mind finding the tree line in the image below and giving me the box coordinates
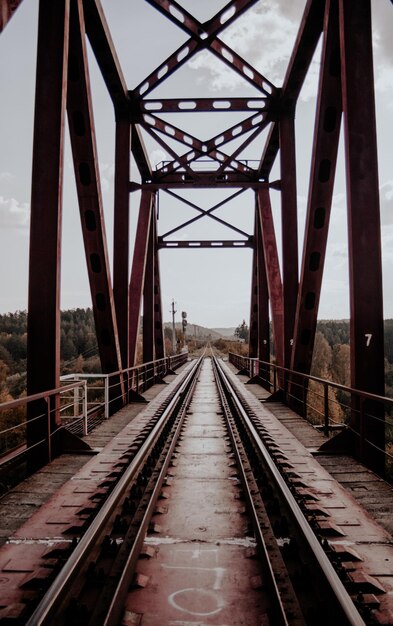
[1,310,393,401]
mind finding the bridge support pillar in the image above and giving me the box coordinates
[340,0,385,475]
[26,0,70,468]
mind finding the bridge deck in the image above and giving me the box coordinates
[233,366,393,537]
[1,359,393,623]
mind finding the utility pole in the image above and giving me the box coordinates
[170,299,177,354]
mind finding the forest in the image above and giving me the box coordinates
[1,309,393,402]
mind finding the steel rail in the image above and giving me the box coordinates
[211,357,290,626]
[26,356,203,626]
[213,356,366,626]
[101,354,204,626]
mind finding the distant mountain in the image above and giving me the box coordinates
[163,322,224,340]
[212,327,236,338]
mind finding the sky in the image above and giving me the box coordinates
[0,0,392,329]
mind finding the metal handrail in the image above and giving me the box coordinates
[0,353,189,465]
[228,352,393,475]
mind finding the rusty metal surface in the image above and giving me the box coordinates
[67,0,122,379]
[128,191,154,367]
[339,0,385,473]
[291,0,342,378]
[26,0,70,458]
[124,359,268,625]
[279,114,298,369]
[113,117,131,370]
[257,189,284,367]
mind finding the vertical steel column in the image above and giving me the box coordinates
[143,208,154,365]
[279,114,298,369]
[249,204,270,365]
[257,189,284,367]
[26,0,69,462]
[257,207,270,365]
[339,0,385,473]
[113,116,131,370]
[152,205,165,360]
[128,191,153,367]
[67,0,122,393]
[249,211,259,359]
[291,0,342,377]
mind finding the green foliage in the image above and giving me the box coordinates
[0,308,100,399]
[234,320,249,342]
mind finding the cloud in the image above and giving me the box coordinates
[0,196,30,229]
[187,1,320,99]
[186,2,392,104]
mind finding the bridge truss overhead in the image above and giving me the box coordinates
[1,0,385,473]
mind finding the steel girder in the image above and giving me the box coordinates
[26,0,70,461]
[339,0,385,473]
[257,189,284,368]
[142,197,165,365]
[0,0,383,471]
[249,204,270,368]
[291,0,342,378]
[128,191,154,367]
[67,0,123,384]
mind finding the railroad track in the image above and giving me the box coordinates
[23,354,369,625]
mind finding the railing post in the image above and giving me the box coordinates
[359,397,365,463]
[283,370,288,402]
[324,383,329,436]
[73,378,79,418]
[105,376,109,419]
[273,367,277,394]
[45,397,52,463]
[82,381,88,436]
[303,378,307,421]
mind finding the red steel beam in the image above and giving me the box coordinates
[339,0,385,472]
[257,189,284,367]
[160,189,249,241]
[249,205,270,380]
[139,98,269,114]
[82,1,152,182]
[67,0,122,384]
[291,0,342,377]
[128,191,154,367]
[158,239,253,249]
[130,178,278,191]
[26,0,69,460]
[257,212,270,365]
[0,0,23,31]
[131,124,153,182]
[279,114,298,368]
[82,0,128,112]
[145,0,259,41]
[113,117,131,370]
[152,208,165,360]
[148,111,268,179]
[258,0,326,178]
[143,207,155,364]
[249,210,259,359]
[136,0,274,99]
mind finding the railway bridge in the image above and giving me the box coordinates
[0,1,393,624]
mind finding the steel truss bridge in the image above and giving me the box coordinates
[0,0,388,476]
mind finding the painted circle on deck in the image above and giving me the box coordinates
[168,587,225,616]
